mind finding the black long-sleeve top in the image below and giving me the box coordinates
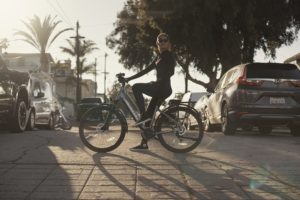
[127,51,176,84]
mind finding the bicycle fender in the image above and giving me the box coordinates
[163,104,202,121]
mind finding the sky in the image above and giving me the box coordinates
[1,0,300,98]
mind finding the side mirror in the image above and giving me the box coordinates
[36,92,45,98]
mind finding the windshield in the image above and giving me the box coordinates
[246,63,300,79]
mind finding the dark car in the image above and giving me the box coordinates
[77,97,102,120]
[0,57,34,132]
[205,62,300,136]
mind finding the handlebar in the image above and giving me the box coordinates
[116,73,125,79]
[116,73,126,86]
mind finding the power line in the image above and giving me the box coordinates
[55,0,73,26]
[46,0,73,27]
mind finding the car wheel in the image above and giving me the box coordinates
[241,123,253,132]
[221,104,236,135]
[26,110,35,130]
[48,114,55,130]
[203,108,213,132]
[290,125,300,137]
[11,100,27,132]
[258,126,272,135]
[62,120,72,130]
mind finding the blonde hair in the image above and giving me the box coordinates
[156,33,169,42]
[156,33,172,52]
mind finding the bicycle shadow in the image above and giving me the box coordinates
[92,150,254,200]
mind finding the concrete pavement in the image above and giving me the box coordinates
[0,126,300,199]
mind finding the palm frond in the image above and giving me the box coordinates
[14,31,40,50]
[49,28,73,48]
[60,47,76,56]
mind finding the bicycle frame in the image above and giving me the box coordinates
[115,84,141,121]
[114,83,187,133]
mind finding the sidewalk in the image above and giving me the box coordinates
[0,127,300,200]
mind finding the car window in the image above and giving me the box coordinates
[32,81,41,97]
[190,93,204,102]
[223,70,235,87]
[40,82,52,99]
[226,68,241,85]
[246,63,300,79]
[215,73,227,91]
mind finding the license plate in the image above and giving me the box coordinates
[270,97,285,104]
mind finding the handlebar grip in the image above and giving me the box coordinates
[116,73,125,78]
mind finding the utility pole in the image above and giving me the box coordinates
[185,72,188,93]
[103,53,108,102]
[94,58,97,97]
[70,21,85,104]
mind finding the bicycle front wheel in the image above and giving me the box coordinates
[155,106,203,153]
[79,105,127,152]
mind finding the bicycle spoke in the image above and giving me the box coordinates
[79,106,126,152]
[155,106,203,153]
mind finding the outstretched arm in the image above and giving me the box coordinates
[126,61,155,82]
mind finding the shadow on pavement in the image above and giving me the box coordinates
[92,151,246,200]
[196,129,300,200]
[0,129,80,200]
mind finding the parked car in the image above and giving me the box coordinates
[182,92,209,129]
[29,73,59,130]
[205,62,300,136]
[77,97,102,120]
[0,56,34,132]
[191,93,212,131]
[181,92,206,107]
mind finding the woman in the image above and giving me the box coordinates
[125,33,176,151]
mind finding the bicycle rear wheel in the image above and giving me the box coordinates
[79,105,127,152]
[155,106,203,153]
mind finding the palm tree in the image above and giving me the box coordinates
[15,15,72,72]
[0,38,9,53]
[60,38,98,102]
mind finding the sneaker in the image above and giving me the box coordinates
[130,143,149,151]
[135,118,151,126]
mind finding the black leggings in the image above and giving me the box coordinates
[132,81,172,119]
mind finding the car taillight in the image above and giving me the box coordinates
[290,80,300,87]
[236,66,264,86]
[236,76,264,86]
[236,67,264,86]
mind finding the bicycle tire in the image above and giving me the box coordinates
[79,105,127,152]
[155,106,203,153]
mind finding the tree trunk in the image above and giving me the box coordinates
[40,52,49,73]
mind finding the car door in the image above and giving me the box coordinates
[207,71,232,123]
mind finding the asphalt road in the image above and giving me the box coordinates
[0,125,299,199]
